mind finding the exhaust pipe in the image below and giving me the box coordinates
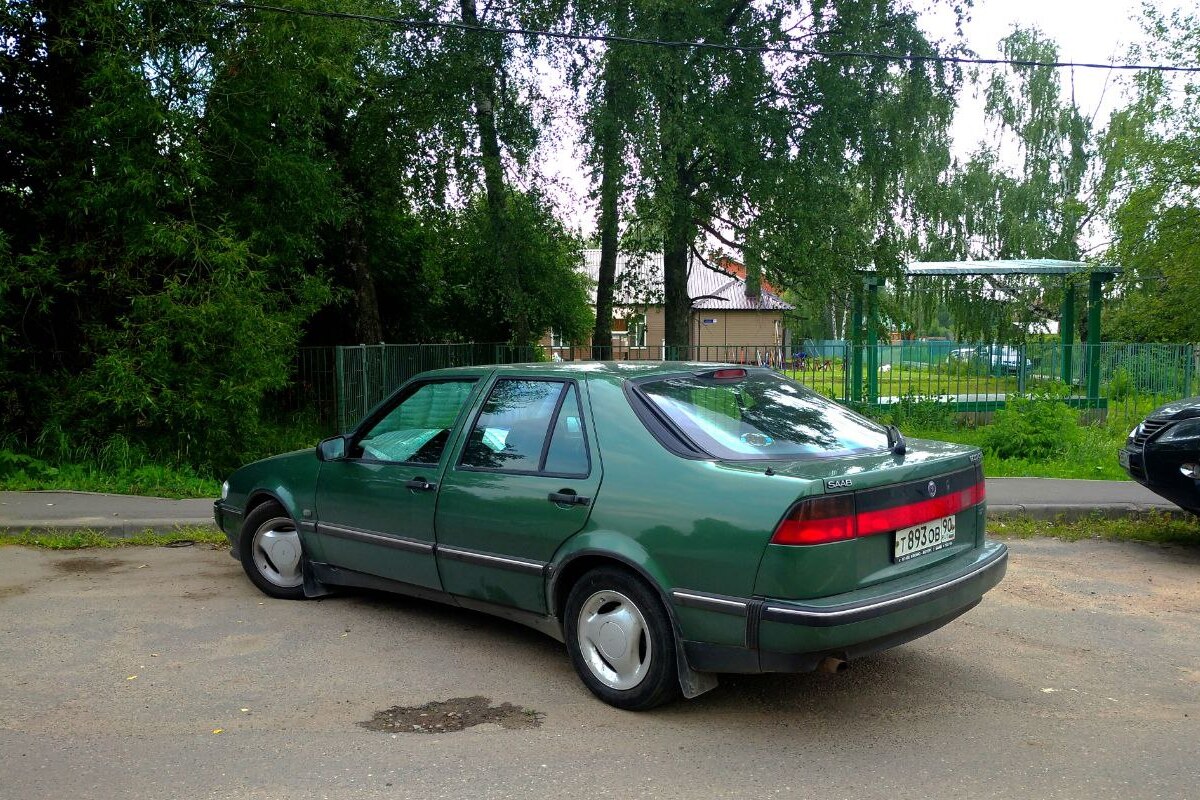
[817,656,848,674]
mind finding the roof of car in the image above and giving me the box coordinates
[421,361,757,380]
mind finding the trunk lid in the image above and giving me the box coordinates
[742,438,986,601]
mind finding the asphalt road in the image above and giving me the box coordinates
[1,538,1197,800]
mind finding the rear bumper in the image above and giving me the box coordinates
[676,541,1008,674]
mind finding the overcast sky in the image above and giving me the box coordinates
[545,0,1187,237]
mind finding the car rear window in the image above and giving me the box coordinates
[636,371,888,460]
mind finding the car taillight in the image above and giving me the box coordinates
[771,480,986,546]
[771,495,857,545]
[857,480,985,537]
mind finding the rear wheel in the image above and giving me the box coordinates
[239,502,306,600]
[563,567,679,710]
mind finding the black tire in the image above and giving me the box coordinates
[239,502,306,600]
[563,567,680,710]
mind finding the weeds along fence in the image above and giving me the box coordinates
[308,341,1196,432]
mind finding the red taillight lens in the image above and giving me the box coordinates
[771,494,857,545]
[771,479,986,546]
[710,368,747,379]
[856,480,986,537]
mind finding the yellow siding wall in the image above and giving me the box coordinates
[692,311,782,347]
[541,307,784,358]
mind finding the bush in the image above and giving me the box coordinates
[1107,367,1134,402]
[885,392,956,430]
[54,246,331,475]
[983,393,1081,460]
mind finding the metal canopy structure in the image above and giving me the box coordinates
[891,259,1120,277]
[847,259,1119,404]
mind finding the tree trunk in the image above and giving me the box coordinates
[345,218,383,344]
[592,69,623,360]
[460,0,505,216]
[662,185,692,356]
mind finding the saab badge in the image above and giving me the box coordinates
[927,481,938,498]
[825,478,854,491]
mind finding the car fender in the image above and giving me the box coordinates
[242,480,324,562]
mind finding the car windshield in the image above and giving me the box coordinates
[637,371,889,460]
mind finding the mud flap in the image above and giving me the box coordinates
[302,557,337,599]
[675,637,718,699]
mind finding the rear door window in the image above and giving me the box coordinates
[460,379,589,475]
[635,371,888,460]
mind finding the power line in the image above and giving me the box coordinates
[189,0,1200,75]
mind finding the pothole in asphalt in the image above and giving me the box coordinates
[359,696,543,734]
[53,557,126,573]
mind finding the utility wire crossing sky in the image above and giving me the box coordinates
[189,0,1200,74]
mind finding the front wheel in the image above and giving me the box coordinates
[563,567,680,710]
[239,502,306,600]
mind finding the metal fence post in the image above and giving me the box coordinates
[334,346,345,431]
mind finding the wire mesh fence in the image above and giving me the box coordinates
[321,341,1197,431]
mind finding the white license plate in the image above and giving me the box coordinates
[1118,449,1130,469]
[893,516,956,562]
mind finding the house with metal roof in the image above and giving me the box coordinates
[542,249,793,360]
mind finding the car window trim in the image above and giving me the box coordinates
[348,376,481,467]
[455,376,592,479]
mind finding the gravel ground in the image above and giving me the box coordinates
[0,537,1197,800]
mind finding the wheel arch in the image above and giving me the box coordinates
[548,535,720,700]
[242,488,300,525]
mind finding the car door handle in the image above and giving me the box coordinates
[548,491,590,507]
[405,477,438,492]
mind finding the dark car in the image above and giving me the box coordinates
[1119,396,1200,515]
[216,362,1007,709]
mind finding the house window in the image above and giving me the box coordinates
[629,313,647,348]
[550,329,569,348]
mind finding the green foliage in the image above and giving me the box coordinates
[0,450,217,498]
[881,393,956,430]
[432,191,594,346]
[1098,7,1200,343]
[61,249,330,473]
[982,393,1081,461]
[1107,367,1134,402]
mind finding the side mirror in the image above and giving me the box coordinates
[317,435,347,462]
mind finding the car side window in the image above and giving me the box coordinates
[542,384,589,476]
[354,380,475,464]
[461,379,571,473]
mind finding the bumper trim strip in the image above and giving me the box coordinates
[763,546,1008,627]
[671,590,749,616]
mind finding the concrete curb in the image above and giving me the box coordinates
[0,519,218,536]
[987,504,1185,522]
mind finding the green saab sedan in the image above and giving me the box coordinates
[214,362,1007,709]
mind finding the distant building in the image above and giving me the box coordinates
[543,249,793,360]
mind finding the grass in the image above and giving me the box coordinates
[0,526,228,549]
[990,512,1200,546]
[784,363,1029,401]
[0,456,220,498]
[0,414,328,499]
[906,424,1130,481]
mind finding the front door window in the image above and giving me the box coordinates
[355,380,475,464]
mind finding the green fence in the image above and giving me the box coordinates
[334,343,539,431]
[328,341,1196,431]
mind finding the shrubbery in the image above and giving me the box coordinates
[982,391,1081,460]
